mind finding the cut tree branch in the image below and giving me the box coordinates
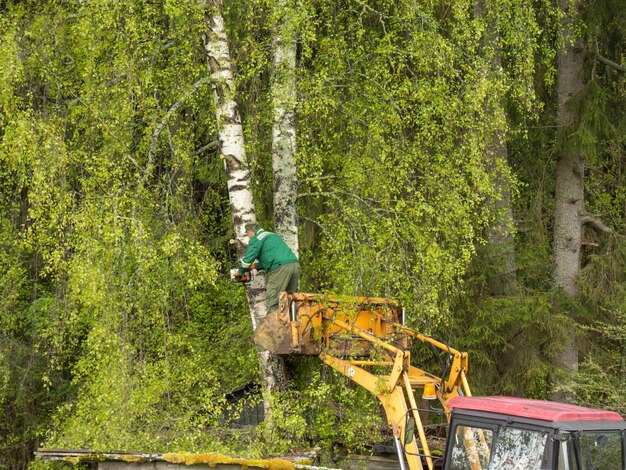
[580,212,625,238]
[596,54,626,74]
[192,140,219,155]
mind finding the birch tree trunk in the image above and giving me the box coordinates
[271,0,299,254]
[551,0,585,401]
[203,1,285,403]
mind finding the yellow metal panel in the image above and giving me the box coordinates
[262,292,409,355]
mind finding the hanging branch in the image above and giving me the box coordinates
[144,76,214,184]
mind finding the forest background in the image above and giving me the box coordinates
[0,0,624,468]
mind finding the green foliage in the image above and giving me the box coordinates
[295,0,543,326]
[454,290,562,398]
[46,323,231,452]
[569,358,626,415]
[254,363,386,458]
[295,366,385,452]
[0,1,258,465]
[570,238,626,412]
[0,0,624,467]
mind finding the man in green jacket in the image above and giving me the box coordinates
[238,222,300,313]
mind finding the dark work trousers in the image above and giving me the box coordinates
[265,262,300,313]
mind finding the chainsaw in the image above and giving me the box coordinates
[230,263,255,284]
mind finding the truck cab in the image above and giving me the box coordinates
[445,396,626,470]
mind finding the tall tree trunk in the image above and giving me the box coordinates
[484,51,518,297]
[203,1,286,406]
[551,0,585,402]
[484,130,518,297]
[476,1,518,297]
[271,0,299,254]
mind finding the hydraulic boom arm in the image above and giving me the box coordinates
[253,293,471,470]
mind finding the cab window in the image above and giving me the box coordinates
[448,424,494,470]
[448,424,548,470]
[578,431,622,470]
[489,427,548,470]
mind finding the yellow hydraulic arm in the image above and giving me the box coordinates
[253,293,472,470]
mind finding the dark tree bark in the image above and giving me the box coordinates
[551,0,585,402]
[476,0,518,297]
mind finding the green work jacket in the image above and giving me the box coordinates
[241,229,298,272]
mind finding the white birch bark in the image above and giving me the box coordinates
[271,0,299,255]
[552,0,585,400]
[203,1,284,396]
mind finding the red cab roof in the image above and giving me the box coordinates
[448,396,624,423]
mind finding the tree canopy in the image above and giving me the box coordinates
[0,0,624,468]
